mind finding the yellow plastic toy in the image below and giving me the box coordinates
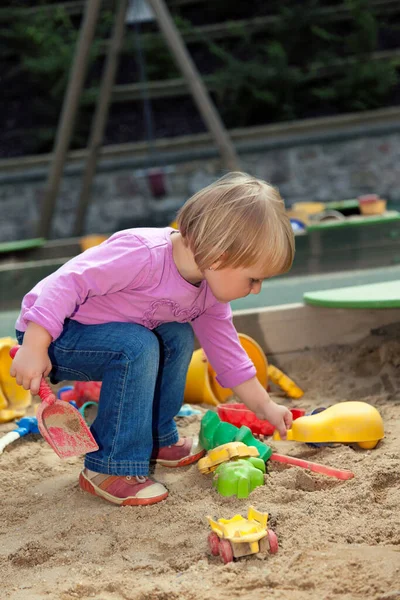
[267,364,304,399]
[273,401,384,449]
[288,201,326,225]
[207,506,278,563]
[80,234,109,252]
[184,333,268,406]
[0,337,31,423]
[198,442,259,474]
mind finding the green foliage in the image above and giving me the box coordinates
[122,17,190,81]
[204,0,399,126]
[345,0,378,54]
[2,8,78,98]
[312,0,398,111]
[0,6,111,152]
[313,59,398,111]
[208,38,303,126]
[0,0,399,155]
[136,35,180,80]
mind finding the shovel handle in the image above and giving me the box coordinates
[270,453,354,480]
[10,346,56,405]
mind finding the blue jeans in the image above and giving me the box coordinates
[16,319,194,476]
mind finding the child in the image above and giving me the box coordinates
[11,172,295,507]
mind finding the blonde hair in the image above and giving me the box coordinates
[177,172,295,275]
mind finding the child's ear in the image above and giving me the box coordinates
[209,252,228,270]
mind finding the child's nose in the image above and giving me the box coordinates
[250,282,262,295]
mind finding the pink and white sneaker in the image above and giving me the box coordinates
[79,469,168,506]
[151,436,205,468]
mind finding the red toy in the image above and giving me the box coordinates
[58,381,102,408]
[217,404,305,436]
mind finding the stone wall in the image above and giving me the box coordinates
[1,111,400,241]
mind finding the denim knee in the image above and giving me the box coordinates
[155,322,194,362]
[175,322,195,352]
[122,325,160,364]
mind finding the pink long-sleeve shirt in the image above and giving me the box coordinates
[16,227,256,388]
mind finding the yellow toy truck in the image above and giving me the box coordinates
[207,506,278,564]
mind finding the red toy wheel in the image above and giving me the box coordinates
[267,529,279,554]
[208,532,220,556]
[219,539,234,564]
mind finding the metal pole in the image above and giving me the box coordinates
[147,0,240,171]
[38,0,103,238]
[74,0,128,236]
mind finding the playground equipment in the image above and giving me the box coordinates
[273,401,384,449]
[10,346,98,458]
[0,337,31,423]
[207,506,278,563]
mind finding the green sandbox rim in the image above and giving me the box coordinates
[304,280,400,309]
[0,238,46,254]
[307,212,400,231]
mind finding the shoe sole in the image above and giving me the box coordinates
[79,472,168,506]
[151,448,206,468]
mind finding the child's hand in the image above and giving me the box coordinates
[261,401,293,440]
[10,346,52,396]
[232,377,292,439]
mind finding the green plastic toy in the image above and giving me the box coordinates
[213,457,266,498]
[199,411,273,462]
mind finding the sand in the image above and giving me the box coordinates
[1,327,400,600]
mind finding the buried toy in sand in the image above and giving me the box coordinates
[207,506,278,564]
[198,413,355,500]
[198,440,354,499]
[196,400,385,500]
[198,401,385,562]
[198,442,266,498]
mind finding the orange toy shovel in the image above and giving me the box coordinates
[10,347,99,459]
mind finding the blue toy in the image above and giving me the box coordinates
[177,404,202,417]
[0,416,40,455]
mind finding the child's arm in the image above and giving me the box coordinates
[10,322,52,395]
[192,301,292,438]
[232,376,292,439]
[18,232,152,342]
